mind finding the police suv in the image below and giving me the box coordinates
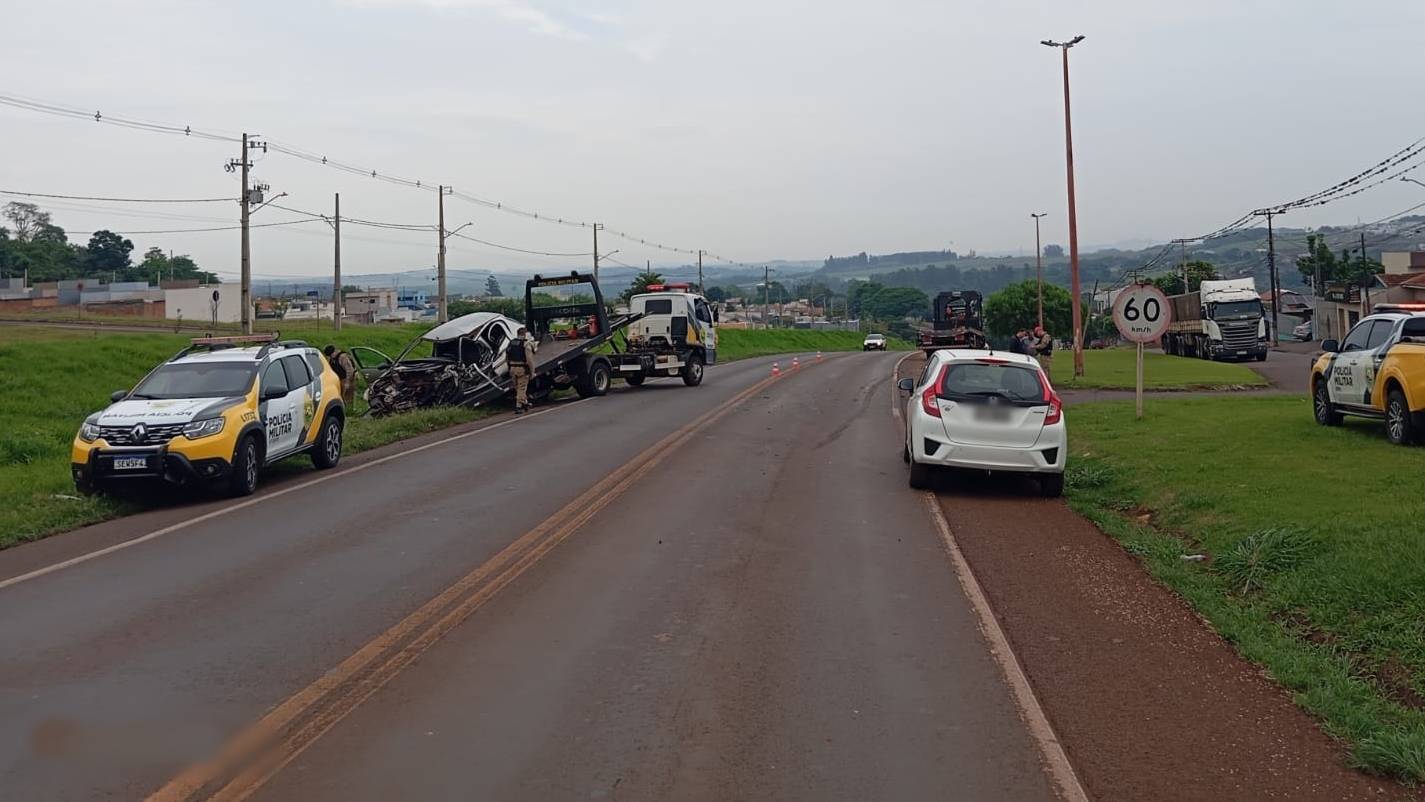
[71,334,346,497]
[1311,307,1425,445]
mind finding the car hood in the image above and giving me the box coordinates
[97,397,243,426]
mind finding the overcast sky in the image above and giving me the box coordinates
[5,0,1425,281]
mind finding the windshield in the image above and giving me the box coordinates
[131,362,256,399]
[867,334,884,341]
[940,362,1046,403]
[1211,300,1262,319]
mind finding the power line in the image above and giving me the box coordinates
[73,217,325,236]
[0,189,235,203]
[448,230,592,257]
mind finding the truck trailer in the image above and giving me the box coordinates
[1161,277,1269,362]
[917,290,986,354]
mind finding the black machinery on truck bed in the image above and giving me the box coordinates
[917,290,986,353]
[362,271,642,415]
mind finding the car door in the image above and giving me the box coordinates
[280,354,318,449]
[693,297,718,361]
[258,359,298,458]
[1361,318,1400,410]
[1329,320,1379,407]
[350,346,394,382]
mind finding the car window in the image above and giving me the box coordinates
[695,299,713,324]
[917,361,933,388]
[1366,320,1397,350]
[1341,321,1376,352]
[261,361,290,396]
[304,352,324,378]
[642,298,673,315]
[941,362,1047,403]
[133,363,256,400]
[281,355,312,388]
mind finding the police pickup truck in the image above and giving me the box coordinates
[1311,306,1425,445]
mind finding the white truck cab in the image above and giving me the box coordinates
[617,284,718,386]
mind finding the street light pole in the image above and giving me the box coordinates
[1042,34,1086,377]
[1031,212,1047,329]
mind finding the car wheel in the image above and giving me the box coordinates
[1256,352,1268,362]
[1313,379,1343,427]
[228,434,261,497]
[903,442,910,464]
[311,414,344,469]
[576,361,611,398]
[625,373,646,386]
[908,458,933,490]
[681,353,705,387]
[1040,473,1064,498]
[1386,388,1415,445]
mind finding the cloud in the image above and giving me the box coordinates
[346,0,588,41]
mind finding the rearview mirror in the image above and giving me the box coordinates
[110,390,128,403]
[897,377,915,394]
[1321,339,1339,353]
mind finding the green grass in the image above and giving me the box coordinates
[716,328,911,362]
[0,322,483,548]
[1067,395,1425,780]
[1050,348,1269,390]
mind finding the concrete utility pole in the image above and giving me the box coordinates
[332,193,342,331]
[592,223,604,287]
[437,185,450,323]
[1042,35,1086,377]
[1254,209,1282,346]
[764,265,771,330]
[1361,231,1371,314]
[237,134,253,334]
[697,249,704,293]
[1031,212,1047,328]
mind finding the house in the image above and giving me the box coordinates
[166,285,245,324]
[1313,252,1425,341]
[343,288,398,323]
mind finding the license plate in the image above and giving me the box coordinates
[1237,350,1248,355]
[113,456,148,470]
[972,405,1012,422]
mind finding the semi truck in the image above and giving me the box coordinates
[1161,277,1269,362]
[917,290,986,354]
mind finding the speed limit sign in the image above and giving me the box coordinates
[1113,284,1172,343]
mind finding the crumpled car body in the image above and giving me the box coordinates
[363,312,521,416]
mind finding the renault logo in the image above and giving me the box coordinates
[131,423,148,443]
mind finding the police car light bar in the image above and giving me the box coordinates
[1372,303,1425,313]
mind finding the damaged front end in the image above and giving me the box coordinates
[364,314,512,416]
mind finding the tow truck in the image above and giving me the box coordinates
[611,283,718,386]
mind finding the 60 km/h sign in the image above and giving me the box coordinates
[1112,284,1172,343]
[1112,283,1173,419]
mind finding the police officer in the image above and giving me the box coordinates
[323,345,359,405]
[506,326,533,414]
[1031,325,1054,370]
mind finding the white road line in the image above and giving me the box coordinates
[923,495,1091,802]
[890,350,917,419]
[0,402,588,593]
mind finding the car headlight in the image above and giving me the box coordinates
[79,422,101,442]
[183,417,226,440]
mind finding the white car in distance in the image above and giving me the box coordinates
[898,349,1067,496]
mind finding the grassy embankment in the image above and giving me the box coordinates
[715,328,911,362]
[1067,395,1425,780]
[1050,348,1268,390]
[0,323,492,547]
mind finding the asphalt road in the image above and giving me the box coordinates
[0,352,1056,802]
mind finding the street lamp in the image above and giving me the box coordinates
[1042,34,1086,377]
[1401,177,1425,190]
[1031,213,1048,328]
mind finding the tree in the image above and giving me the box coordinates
[704,285,726,302]
[845,280,884,317]
[2,202,51,242]
[85,230,134,273]
[1151,260,1219,295]
[984,280,1077,338]
[1043,244,1064,258]
[1296,234,1338,289]
[620,272,665,303]
[861,286,929,321]
[485,275,503,297]
[449,296,524,321]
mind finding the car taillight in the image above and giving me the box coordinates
[921,385,941,418]
[1036,369,1063,425]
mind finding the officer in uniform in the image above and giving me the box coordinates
[323,345,359,405]
[506,326,534,414]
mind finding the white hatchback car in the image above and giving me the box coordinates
[898,349,1067,496]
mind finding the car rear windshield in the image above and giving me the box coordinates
[939,362,1046,404]
[131,362,257,399]
[640,298,673,315]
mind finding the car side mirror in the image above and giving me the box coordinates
[261,385,287,401]
[897,377,915,394]
[110,390,128,403]
[1321,339,1339,353]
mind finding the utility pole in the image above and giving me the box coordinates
[1254,209,1282,346]
[593,223,604,287]
[764,265,771,330]
[697,249,704,293]
[1042,35,1086,377]
[1361,231,1371,314]
[436,185,450,323]
[333,193,342,331]
[1031,212,1047,328]
[225,133,268,333]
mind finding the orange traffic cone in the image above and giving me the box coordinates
[771,361,781,377]
[792,356,801,371]
[816,350,823,362]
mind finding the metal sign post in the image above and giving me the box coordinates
[1112,282,1172,420]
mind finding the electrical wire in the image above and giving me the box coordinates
[449,230,592,257]
[71,217,325,236]
[0,189,234,203]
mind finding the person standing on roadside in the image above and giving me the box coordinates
[323,345,358,405]
[1009,329,1030,355]
[506,326,533,414]
[1031,325,1054,370]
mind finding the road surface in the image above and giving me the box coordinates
[0,353,1058,802]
